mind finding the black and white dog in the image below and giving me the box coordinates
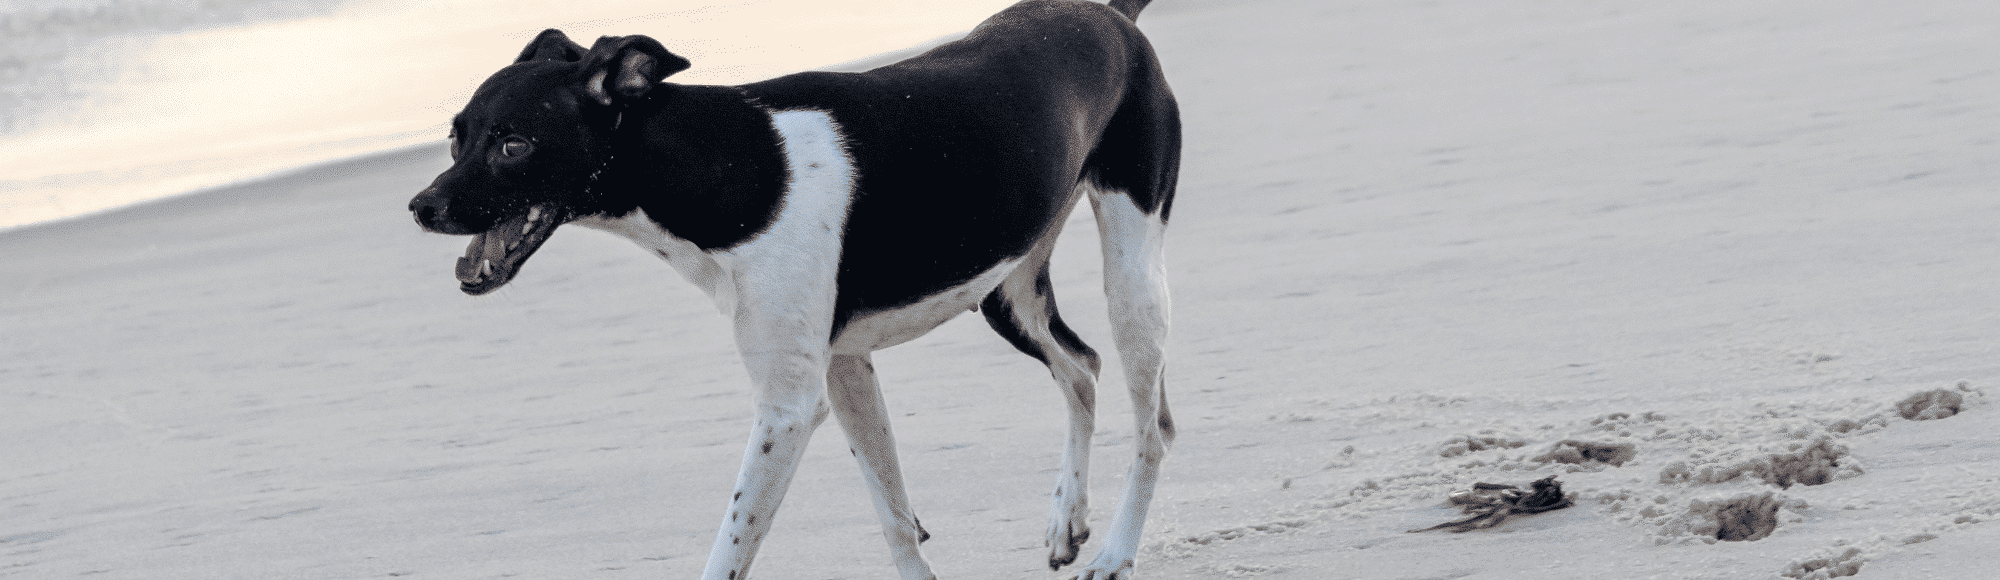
[408,1,1178,578]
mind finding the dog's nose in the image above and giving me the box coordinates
[410,196,437,221]
[413,204,440,228]
[409,186,451,231]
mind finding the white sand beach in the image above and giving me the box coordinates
[3,0,1998,578]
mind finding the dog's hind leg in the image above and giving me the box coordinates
[1073,184,1174,580]
[1064,42,1181,575]
[827,353,937,580]
[979,249,1103,571]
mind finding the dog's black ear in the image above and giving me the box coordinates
[516,29,587,63]
[576,35,691,106]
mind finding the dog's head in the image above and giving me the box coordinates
[408,29,690,295]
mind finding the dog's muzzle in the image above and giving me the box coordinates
[409,184,565,295]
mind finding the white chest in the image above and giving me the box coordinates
[571,210,740,316]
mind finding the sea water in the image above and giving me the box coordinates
[0,0,1008,230]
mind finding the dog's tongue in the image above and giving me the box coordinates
[454,214,527,286]
[454,231,499,285]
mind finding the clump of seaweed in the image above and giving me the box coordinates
[1409,476,1573,533]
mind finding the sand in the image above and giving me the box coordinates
[4,0,1999,578]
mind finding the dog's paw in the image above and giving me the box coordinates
[1046,484,1091,569]
[1046,519,1090,570]
[1068,555,1135,580]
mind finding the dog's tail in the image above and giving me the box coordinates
[1108,0,1152,20]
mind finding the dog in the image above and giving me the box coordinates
[407,1,1178,578]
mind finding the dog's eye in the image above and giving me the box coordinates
[500,137,533,158]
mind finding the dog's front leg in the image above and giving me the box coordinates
[701,323,833,580]
[828,354,936,580]
[689,104,853,580]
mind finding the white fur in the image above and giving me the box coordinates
[1089,189,1171,361]
[571,209,737,315]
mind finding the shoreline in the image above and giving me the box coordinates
[0,141,444,240]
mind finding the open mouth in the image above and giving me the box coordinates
[455,204,563,295]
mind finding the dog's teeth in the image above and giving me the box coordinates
[527,207,542,222]
[507,240,519,251]
[522,221,534,235]
[480,259,494,277]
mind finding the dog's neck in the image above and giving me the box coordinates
[579,111,623,201]
[592,85,790,251]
